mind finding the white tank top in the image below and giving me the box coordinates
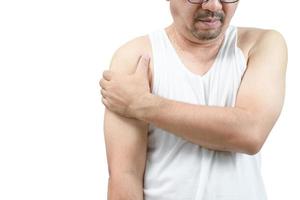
[144,25,268,200]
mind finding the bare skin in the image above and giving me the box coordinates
[103,25,287,200]
[101,1,288,199]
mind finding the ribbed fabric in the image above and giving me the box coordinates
[143,25,268,200]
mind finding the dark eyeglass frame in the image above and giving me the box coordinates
[188,0,239,4]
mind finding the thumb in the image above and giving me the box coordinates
[135,54,150,76]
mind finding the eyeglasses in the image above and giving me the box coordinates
[188,0,239,4]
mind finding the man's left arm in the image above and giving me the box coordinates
[137,30,288,155]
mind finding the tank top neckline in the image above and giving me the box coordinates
[161,26,232,80]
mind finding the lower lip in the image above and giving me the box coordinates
[198,20,221,28]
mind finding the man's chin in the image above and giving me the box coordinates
[191,27,223,41]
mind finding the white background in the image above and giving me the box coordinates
[0,0,299,199]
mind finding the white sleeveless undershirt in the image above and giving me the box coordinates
[143,25,268,200]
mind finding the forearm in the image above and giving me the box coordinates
[108,173,144,200]
[137,94,257,154]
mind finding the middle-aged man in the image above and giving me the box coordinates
[99,0,288,199]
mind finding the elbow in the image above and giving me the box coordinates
[245,138,263,155]
[231,134,262,155]
[233,118,264,155]
[234,110,265,155]
[244,128,266,156]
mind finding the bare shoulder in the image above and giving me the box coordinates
[110,35,152,73]
[237,27,287,61]
[108,34,154,90]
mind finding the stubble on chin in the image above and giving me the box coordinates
[190,24,223,41]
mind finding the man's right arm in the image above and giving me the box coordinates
[103,36,150,200]
[105,111,148,200]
